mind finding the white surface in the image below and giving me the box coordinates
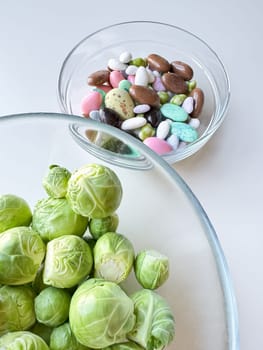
[0,1,262,348]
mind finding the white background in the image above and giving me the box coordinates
[0,1,262,348]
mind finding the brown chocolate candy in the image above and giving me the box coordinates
[162,73,188,94]
[145,108,162,128]
[147,54,171,73]
[189,88,204,117]
[171,61,193,81]
[87,70,110,86]
[100,107,122,128]
[129,85,160,107]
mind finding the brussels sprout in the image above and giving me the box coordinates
[43,164,71,198]
[34,286,71,327]
[67,163,122,218]
[0,331,49,350]
[69,278,135,348]
[50,322,90,350]
[0,194,32,233]
[0,285,36,336]
[127,289,175,350]
[32,197,89,242]
[134,250,169,289]
[94,232,134,284]
[30,322,53,345]
[104,341,145,350]
[0,226,45,285]
[43,235,93,288]
[89,213,119,239]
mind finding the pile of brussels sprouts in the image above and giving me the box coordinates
[0,163,175,350]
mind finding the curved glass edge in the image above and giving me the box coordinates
[57,20,231,165]
[68,123,153,170]
[0,112,239,349]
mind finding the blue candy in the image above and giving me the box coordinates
[160,103,188,122]
[171,122,198,142]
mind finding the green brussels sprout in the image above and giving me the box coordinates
[127,289,175,350]
[43,235,93,288]
[0,331,49,350]
[34,286,71,327]
[0,194,32,233]
[0,285,36,336]
[50,322,90,350]
[32,197,89,242]
[0,226,45,285]
[134,249,169,289]
[94,232,134,284]
[69,278,135,349]
[89,213,119,239]
[30,322,53,345]
[104,341,145,350]
[67,163,123,218]
[43,164,71,198]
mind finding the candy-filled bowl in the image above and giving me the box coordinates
[0,113,238,350]
[58,21,230,164]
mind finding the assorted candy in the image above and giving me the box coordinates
[80,51,204,155]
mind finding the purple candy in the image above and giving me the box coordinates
[153,76,166,91]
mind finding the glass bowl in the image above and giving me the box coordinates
[0,113,238,350]
[57,21,230,164]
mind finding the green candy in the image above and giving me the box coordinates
[187,80,197,92]
[157,91,170,104]
[138,123,155,141]
[170,94,187,106]
[160,103,188,122]
[171,122,198,142]
[129,57,147,67]
[118,79,132,92]
[93,88,106,100]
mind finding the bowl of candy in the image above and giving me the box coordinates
[0,113,238,350]
[58,21,230,163]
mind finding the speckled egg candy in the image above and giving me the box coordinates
[105,88,135,120]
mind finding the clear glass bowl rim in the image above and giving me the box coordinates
[57,20,231,163]
[0,112,239,349]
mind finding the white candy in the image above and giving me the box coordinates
[133,104,151,114]
[146,67,155,83]
[125,65,138,75]
[182,96,194,114]
[89,110,101,121]
[121,117,147,131]
[119,51,132,63]
[152,70,161,77]
[178,141,187,149]
[167,134,179,150]
[135,66,149,86]
[188,118,200,129]
[108,58,127,71]
[156,120,170,139]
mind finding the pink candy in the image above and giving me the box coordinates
[94,85,112,93]
[127,75,135,84]
[143,137,173,155]
[81,91,102,117]
[109,71,125,88]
